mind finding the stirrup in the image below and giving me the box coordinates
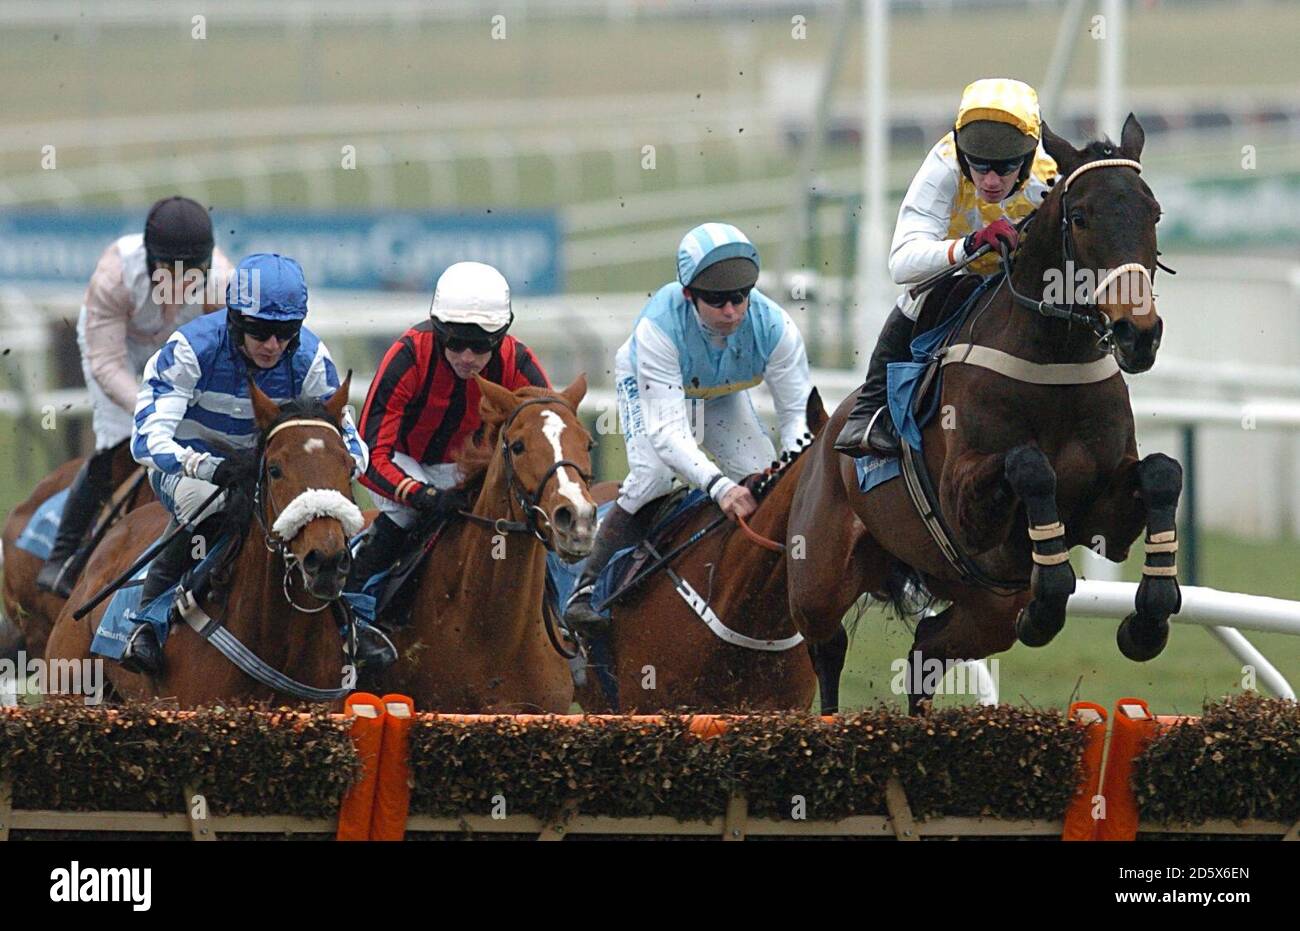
[865,407,901,457]
[563,586,610,632]
[835,405,887,457]
[119,623,163,676]
[36,559,75,598]
[354,624,398,671]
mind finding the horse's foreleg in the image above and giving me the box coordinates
[1116,453,1183,662]
[1003,444,1076,647]
[806,624,848,714]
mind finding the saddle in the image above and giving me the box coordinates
[904,273,985,424]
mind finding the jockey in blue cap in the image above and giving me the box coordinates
[563,222,813,631]
[125,253,395,675]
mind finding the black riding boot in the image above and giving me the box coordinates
[563,503,647,632]
[833,305,916,458]
[343,515,406,671]
[344,514,410,595]
[121,516,216,675]
[36,447,116,597]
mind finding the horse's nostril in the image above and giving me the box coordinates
[303,550,322,572]
[552,505,573,533]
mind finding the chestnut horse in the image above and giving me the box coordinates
[2,443,152,661]
[789,115,1183,712]
[574,390,844,714]
[46,377,363,707]
[374,375,598,713]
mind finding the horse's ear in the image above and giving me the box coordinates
[805,387,829,435]
[323,369,352,426]
[1040,121,1080,177]
[249,377,280,431]
[475,375,518,424]
[1119,112,1144,161]
[558,373,588,412]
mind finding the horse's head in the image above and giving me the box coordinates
[1041,114,1163,374]
[474,375,599,563]
[249,374,364,601]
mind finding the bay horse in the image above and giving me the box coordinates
[574,389,846,714]
[2,443,152,661]
[789,114,1183,713]
[373,375,598,713]
[45,376,363,707]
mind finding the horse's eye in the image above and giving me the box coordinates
[268,464,283,480]
[587,439,597,452]
[511,440,525,455]
[1070,209,1087,228]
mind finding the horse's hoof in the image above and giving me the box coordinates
[1016,602,1065,648]
[1116,612,1169,662]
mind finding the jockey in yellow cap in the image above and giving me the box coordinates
[835,78,1058,458]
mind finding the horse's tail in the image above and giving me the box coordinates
[877,559,939,630]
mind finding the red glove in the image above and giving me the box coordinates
[964,219,1019,256]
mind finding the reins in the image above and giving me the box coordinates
[999,157,1147,352]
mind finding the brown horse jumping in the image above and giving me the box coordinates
[46,377,363,707]
[574,390,845,714]
[374,375,598,713]
[2,443,151,660]
[789,115,1182,712]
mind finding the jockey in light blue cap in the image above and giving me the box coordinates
[563,223,814,631]
[123,253,395,675]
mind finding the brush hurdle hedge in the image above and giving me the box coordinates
[0,697,1294,837]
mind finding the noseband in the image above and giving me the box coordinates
[1002,157,1150,352]
[253,417,363,613]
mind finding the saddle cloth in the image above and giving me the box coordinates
[14,488,68,560]
[856,276,994,494]
[89,536,232,661]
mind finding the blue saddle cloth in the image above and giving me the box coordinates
[340,532,387,628]
[89,537,232,662]
[545,489,709,622]
[545,489,708,712]
[14,488,69,560]
[855,277,997,494]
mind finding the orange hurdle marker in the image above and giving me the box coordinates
[1061,702,1108,841]
[370,694,415,841]
[336,693,387,841]
[1095,697,1158,841]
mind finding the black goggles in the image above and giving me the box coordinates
[444,335,500,354]
[692,286,752,308]
[966,156,1025,177]
[239,315,301,343]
